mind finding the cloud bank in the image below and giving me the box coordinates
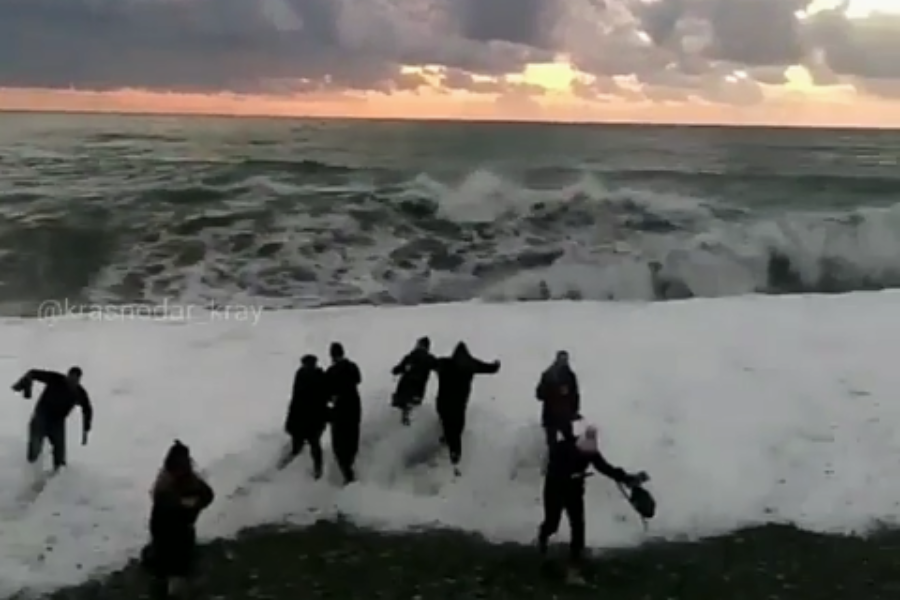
[0,0,898,106]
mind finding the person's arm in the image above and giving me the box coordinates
[535,371,549,402]
[78,389,94,443]
[570,372,581,417]
[12,369,61,397]
[352,363,362,386]
[392,353,411,376]
[589,451,631,484]
[469,356,500,375]
[192,477,215,510]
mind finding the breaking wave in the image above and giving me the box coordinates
[1,161,900,315]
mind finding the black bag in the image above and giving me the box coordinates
[627,484,656,520]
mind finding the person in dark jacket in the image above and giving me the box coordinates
[284,354,330,479]
[433,342,500,474]
[391,336,437,426]
[325,342,362,484]
[538,424,647,584]
[12,366,93,471]
[143,440,214,599]
[536,351,580,449]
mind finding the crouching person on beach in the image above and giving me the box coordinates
[142,440,214,599]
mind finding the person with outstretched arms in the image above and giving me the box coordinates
[538,424,648,585]
[12,366,93,471]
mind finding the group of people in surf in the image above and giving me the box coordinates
[10,339,652,596]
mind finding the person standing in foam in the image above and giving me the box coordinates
[535,350,581,450]
[325,342,363,485]
[391,336,437,426]
[538,423,648,585]
[432,342,500,475]
[12,366,93,471]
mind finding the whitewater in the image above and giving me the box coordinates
[1,292,899,596]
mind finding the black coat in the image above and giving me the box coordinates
[434,345,499,415]
[285,365,330,435]
[392,348,437,405]
[326,358,362,424]
[536,364,580,427]
[147,475,214,577]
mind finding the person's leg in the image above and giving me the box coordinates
[26,415,45,464]
[46,420,67,470]
[308,428,324,479]
[444,410,463,466]
[331,424,354,484]
[537,482,564,556]
[564,490,587,581]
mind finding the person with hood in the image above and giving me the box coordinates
[536,351,580,449]
[433,342,500,474]
[537,424,648,585]
[12,366,93,471]
[325,342,362,484]
[391,336,437,426]
[283,354,330,479]
[143,440,215,599]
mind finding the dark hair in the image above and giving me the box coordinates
[329,342,344,359]
[301,354,318,367]
[152,440,197,496]
[68,366,83,378]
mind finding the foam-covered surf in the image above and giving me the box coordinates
[1,115,899,315]
[2,292,900,595]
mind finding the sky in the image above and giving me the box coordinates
[0,0,899,127]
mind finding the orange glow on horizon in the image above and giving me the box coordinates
[1,59,899,129]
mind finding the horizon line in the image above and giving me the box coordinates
[0,107,896,133]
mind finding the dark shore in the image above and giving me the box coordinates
[29,520,900,600]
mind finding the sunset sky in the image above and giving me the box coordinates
[1,0,898,127]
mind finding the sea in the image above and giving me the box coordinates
[0,111,898,315]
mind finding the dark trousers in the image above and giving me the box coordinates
[27,414,66,469]
[143,535,196,599]
[289,425,325,478]
[538,482,586,565]
[438,404,466,466]
[331,420,359,484]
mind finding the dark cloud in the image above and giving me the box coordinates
[0,0,897,103]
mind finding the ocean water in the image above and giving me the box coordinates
[0,112,898,314]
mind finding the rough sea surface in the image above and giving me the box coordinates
[0,112,897,315]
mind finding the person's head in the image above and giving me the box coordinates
[66,366,83,387]
[329,342,345,362]
[416,336,430,351]
[452,342,470,361]
[301,354,318,368]
[163,440,194,477]
[575,424,598,454]
[554,351,569,367]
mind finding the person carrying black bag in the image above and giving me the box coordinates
[537,424,649,585]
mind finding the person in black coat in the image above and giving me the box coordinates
[325,342,362,484]
[284,354,330,479]
[12,366,93,471]
[433,342,500,473]
[535,351,581,449]
[538,425,647,584]
[391,336,437,426]
[143,440,214,599]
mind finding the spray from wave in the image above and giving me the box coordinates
[1,164,900,315]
